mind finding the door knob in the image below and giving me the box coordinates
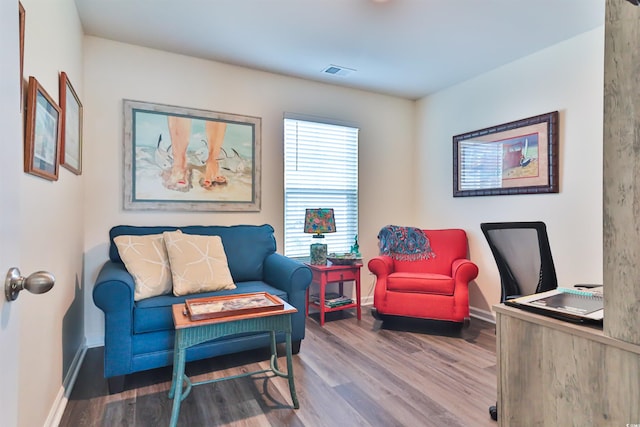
[4,268,55,301]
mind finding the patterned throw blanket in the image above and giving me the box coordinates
[377,225,435,261]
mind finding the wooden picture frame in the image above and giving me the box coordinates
[24,76,61,181]
[59,72,83,174]
[453,111,559,197]
[123,99,262,211]
[19,2,25,110]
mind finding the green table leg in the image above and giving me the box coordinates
[269,331,279,371]
[286,332,299,409]
[169,346,186,427]
[169,334,180,398]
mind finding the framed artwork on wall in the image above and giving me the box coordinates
[59,72,83,175]
[24,76,61,181]
[453,111,559,197]
[123,100,262,211]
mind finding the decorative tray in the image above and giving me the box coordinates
[185,292,284,321]
[327,253,361,265]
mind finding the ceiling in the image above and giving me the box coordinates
[74,0,605,100]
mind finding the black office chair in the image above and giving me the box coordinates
[480,221,558,421]
[481,221,558,302]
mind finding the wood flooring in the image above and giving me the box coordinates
[60,310,497,427]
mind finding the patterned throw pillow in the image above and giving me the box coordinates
[163,230,236,296]
[114,234,172,301]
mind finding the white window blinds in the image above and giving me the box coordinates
[284,117,359,258]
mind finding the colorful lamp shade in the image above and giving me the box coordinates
[304,208,336,265]
[303,208,336,237]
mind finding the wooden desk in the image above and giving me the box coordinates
[169,302,299,427]
[495,304,640,426]
[305,263,362,326]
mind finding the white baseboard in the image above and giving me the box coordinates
[470,306,496,324]
[85,333,104,349]
[44,342,87,427]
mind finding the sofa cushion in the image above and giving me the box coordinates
[113,234,172,301]
[133,281,289,334]
[109,224,277,282]
[163,230,236,296]
[387,272,455,295]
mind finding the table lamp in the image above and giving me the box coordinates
[304,208,336,265]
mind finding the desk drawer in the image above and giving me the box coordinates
[324,269,357,282]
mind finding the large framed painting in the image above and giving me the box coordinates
[123,100,261,211]
[453,111,559,197]
[24,76,61,181]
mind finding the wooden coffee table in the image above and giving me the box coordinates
[168,297,299,427]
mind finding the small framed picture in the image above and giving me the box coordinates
[59,72,83,174]
[24,76,61,181]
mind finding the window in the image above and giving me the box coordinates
[458,141,503,190]
[284,116,358,258]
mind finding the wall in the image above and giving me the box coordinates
[19,0,85,426]
[416,27,605,318]
[82,37,416,345]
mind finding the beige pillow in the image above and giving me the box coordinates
[114,234,173,301]
[163,230,236,296]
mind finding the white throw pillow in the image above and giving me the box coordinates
[114,234,173,301]
[163,230,236,296]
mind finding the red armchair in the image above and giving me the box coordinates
[368,228,478,324]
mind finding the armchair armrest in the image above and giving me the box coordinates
[263,253,312,342]
[93,261,135,313]
[368,255,394,277]
[263,253,312,294]
[92,261,136,378]
[451,258,479,284]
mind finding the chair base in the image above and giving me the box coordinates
[489,403,498,421]
[371,307,469,326]
[371,308,471,337]
[278,340,302,356]
[107,375,125,394]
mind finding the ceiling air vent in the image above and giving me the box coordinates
[322,65,356,77]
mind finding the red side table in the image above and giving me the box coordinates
[305,262,362,326]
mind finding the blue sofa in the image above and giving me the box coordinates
[92,224,312,393]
